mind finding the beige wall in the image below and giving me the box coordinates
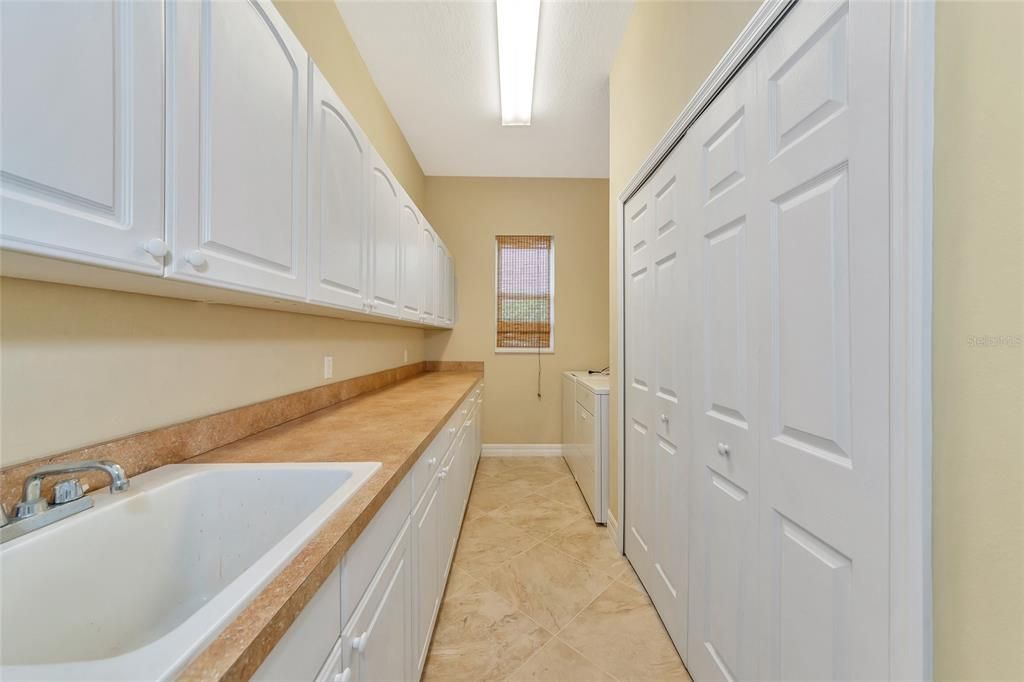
[274,0,426,206]
[0,279,424,466]
[424,177,609,445]
[0,2,432,468]
[608,1,1024,678]
[607,0,759,528]
[932,2,1024,679]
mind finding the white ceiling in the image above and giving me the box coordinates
[336,0,633,179]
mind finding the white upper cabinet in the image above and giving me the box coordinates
[2,1,457,329]
[368,150,401,318]
[0,0,165,273]
[399,192,423,321]
[420,224,437,325]
[166,0,308,299]
[435,241,450,326]
[445,251,456,327]
[307,61,369,312]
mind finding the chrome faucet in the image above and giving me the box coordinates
[1,460,130,544]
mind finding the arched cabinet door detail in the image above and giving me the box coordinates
[399,194,423,321]
[308,61,369,312]
[369,150,401,318]
[166,0,308,299]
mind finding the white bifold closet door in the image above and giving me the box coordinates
[625,0,894,680]
[624,145,690,654]
[685,58,761,682]
[686,1,893,680]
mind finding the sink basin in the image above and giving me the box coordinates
[0,461,381,681]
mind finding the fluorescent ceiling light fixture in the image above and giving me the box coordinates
[496,0,540,126]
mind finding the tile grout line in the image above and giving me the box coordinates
[434,457,636,682]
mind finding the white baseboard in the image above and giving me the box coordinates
[481,443,564,457]
[606,509,623,552]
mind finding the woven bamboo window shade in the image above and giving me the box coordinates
[496,235,553,350]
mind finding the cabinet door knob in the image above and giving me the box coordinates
[427,457,437,466]
[185,250,207,269]
[333,668,352,682]
[438,470,447,479]
[143,238,169,258]
[351,631,369,653]
[660,413,668,423]
[449,427,456,435]
[717,442,730,457]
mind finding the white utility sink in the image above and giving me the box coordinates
[0,462,381,681]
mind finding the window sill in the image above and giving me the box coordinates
[494,348,555,354]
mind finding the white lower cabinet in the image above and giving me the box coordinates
[257,381,482,681]
[342,519,413,682]
[412,476,443,674]
[253,564,342,682]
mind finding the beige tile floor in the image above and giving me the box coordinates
[423,456,691,682]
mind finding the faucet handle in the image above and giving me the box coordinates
[53,479,86,505]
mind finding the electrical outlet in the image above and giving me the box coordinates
[404,349,409,363]
[323,356,333,379]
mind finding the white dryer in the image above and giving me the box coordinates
[561,370,609,523]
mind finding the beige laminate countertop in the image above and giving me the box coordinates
[177,370,483,682]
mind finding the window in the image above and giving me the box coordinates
[495,235,554,352]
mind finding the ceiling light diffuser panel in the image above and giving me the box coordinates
[496,0,541,126]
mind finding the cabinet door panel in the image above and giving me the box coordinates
[0,0,164,272]
[167,0,307,298]
[420,226,437,324]
[414,477,442,675]
[369,151,400,317]
[435,242,446,326]
[344,520,413,682]
[308,62,368,311]
[400,194,423,320]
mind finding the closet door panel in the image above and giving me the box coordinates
[754,1,891,678]
[647,150,689,653]
[623,186,657,592]
[687,61,759,682]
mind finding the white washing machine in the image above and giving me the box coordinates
[562,370,609,523]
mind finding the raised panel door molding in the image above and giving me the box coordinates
[166,0,308,299]
[399,193,423,320]
[369,150,400,317]
[308,61,369,312]
[420,225,437,324]
[0,0,164,273]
